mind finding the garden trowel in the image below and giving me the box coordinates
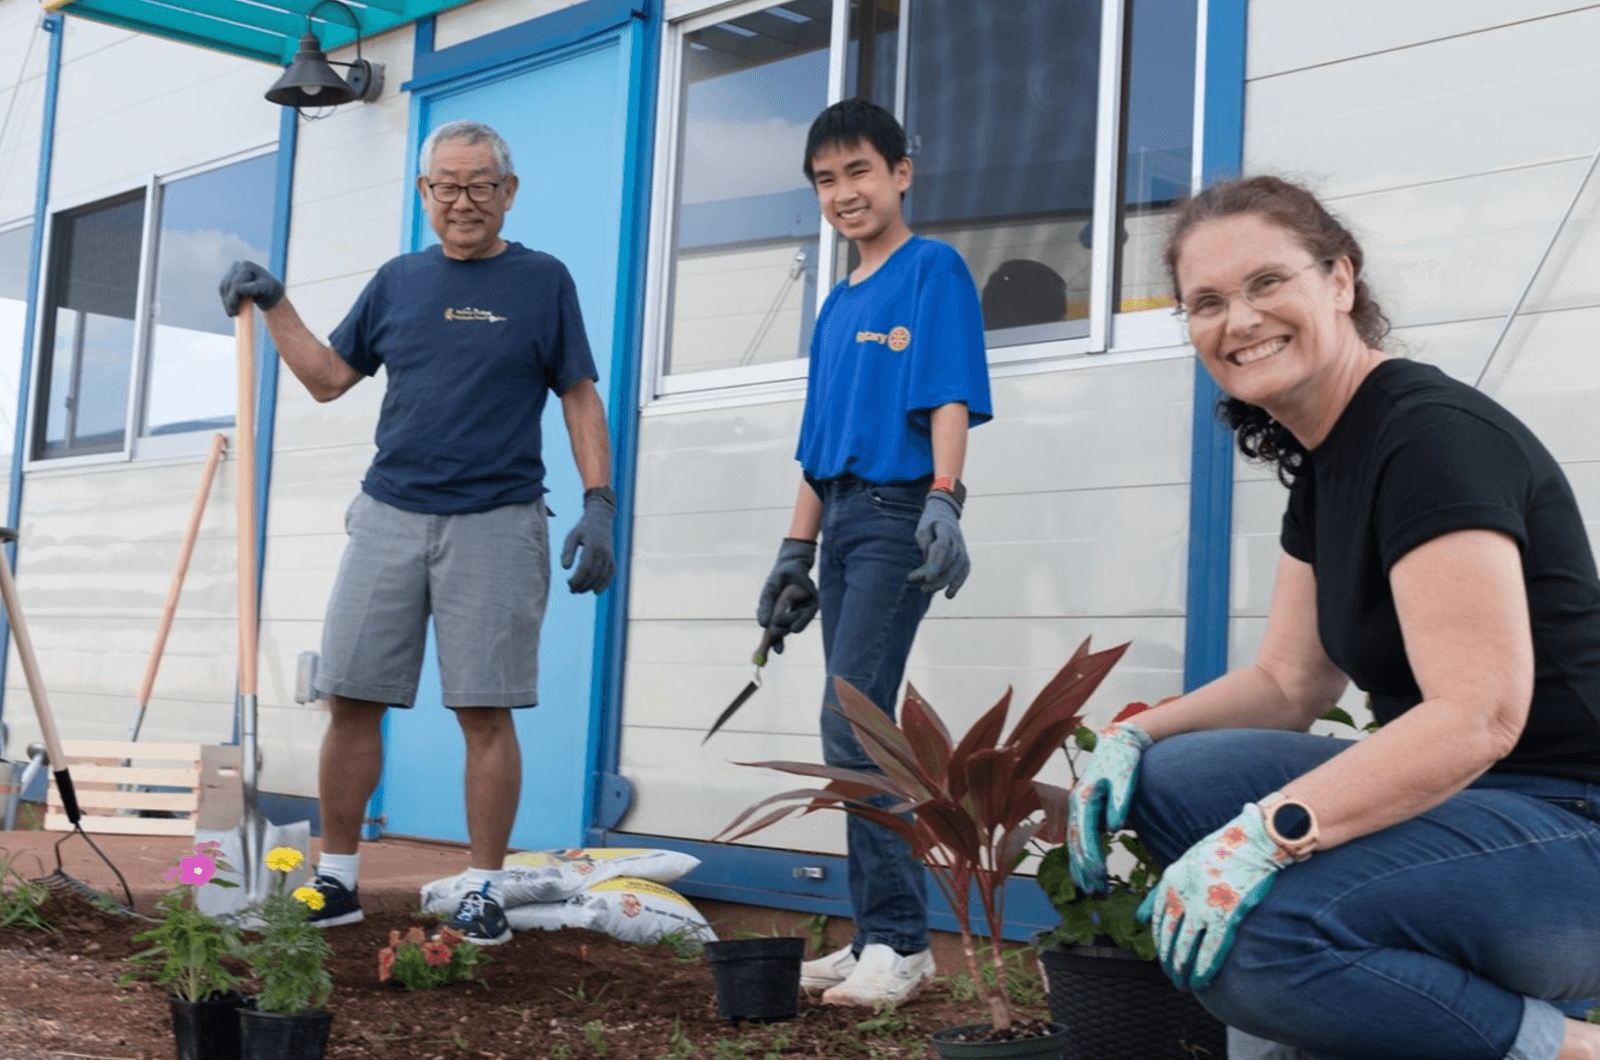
[703,584,810,744]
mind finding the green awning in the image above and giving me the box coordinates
[43,0,472,66]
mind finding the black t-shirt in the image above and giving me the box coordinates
[1281,357,1600,783]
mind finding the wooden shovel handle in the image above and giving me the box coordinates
[137,431,227,708]
[236,302,258,698]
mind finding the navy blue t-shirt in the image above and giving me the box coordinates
[797,236,992,483]
[329,243,598,514]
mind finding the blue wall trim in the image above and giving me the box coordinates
[603,832,1061,942]
[404,0,645,94]
[0,14,64,731]
[1182,0,1248,693]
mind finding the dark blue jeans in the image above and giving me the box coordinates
[816,476,933,956]
[1129,730,1600,1060]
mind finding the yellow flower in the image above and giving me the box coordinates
[292,885,325,911]
[265,846,304,873]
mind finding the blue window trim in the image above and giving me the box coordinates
[1182,0,1248,693]
[0,14,64,728]
[403,0,646,95]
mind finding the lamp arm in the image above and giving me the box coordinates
[306,0,363,60]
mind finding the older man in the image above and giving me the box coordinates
[219,119,614,944]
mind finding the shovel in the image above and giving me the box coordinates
[195,300,310,919]
[703,584,811,744]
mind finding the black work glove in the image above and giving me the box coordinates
[756,538,818,650]
[219,260,285,316]
[561,487,616,594]
[907,490,969,598]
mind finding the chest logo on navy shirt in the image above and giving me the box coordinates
[855,325,912,351]
[443,306,507,323]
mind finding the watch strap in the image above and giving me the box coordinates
[930,476,967,507]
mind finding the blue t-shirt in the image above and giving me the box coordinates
[796,236,992,483]
[329,242,598,514]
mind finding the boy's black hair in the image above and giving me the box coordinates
[802,98,908,182]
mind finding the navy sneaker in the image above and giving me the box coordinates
[304,874,364,927]
[441,885,512,946]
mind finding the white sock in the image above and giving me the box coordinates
[463,867,505,905]
[316,852,360,889]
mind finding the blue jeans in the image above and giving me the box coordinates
[1128,730,1600,1060]
[816,476,933,955]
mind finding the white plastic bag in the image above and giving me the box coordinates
[420,847,701,914]
[504,877,718,946]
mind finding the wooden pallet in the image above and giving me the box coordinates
[45,740,242,837]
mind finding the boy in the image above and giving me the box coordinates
[754,98,992,1007]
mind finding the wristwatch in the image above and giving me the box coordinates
[930,476,967,506]
[1258,791,1319,862]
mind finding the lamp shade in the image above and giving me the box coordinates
[265,31,358,107]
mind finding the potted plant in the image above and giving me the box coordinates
[120,841,255,1060]
[230,847,334,1060]
[719,638,1129,1058]
[1031,704,1228,1060]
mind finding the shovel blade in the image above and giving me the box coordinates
[193,818,312,922]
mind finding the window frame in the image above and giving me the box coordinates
[0,216,39,465]
[23,143,278,470]
[643,0,1202,409]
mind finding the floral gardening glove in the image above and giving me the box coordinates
[1067,720,1153,893]
[1136,802,1290,991]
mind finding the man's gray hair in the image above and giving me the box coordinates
[419,120,515,179]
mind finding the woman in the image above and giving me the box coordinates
[1067,176,1600,1060]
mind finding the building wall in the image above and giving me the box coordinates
[1227,2,1600,691]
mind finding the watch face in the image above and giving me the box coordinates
[1272,802,1313,842]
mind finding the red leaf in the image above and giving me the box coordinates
[1032,780,1073,844]
[1008,640,1129,781]
[834,679,936,798]
[1113,701,1151,723]
[900,684,953,788]
[949,688,1011,802]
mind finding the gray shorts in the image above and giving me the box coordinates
[315,492,550,708]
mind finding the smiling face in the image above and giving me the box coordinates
[1175,212,1363,419]
[418,139,518,261]
[808,138,912,261]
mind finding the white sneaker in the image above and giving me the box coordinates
[800,944,857,989]
[821,943,935,1007]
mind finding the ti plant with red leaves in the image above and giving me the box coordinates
[717,638,1128,1033]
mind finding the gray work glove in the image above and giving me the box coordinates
[756,538,818,650]
[907,490,969,598]
[219,260,285,316]
[561,487,616,594]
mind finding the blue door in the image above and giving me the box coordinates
[377,25,637,849]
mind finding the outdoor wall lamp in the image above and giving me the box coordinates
[265,0,384,110]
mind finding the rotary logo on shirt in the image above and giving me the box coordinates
[854,325,912,351]
[443,307,507,323]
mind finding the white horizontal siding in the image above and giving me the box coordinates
[0,4,49,222]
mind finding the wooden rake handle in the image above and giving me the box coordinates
[236,301,259,698]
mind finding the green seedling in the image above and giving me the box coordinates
[581,1018,608,1056]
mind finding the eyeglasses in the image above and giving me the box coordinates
[426,180,504,204]
[1174,261,1326,324]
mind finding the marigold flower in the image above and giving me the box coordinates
[421,940,452,967]
[292,885,325,910]
[377,946,395,983]
[265,846,304,873]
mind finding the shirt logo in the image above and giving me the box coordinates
[443,307,506,323]
[855,325,913,351]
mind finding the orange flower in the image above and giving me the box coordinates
[1206,883,1240,912]
[439,926,465,946]
[377,946,395,983]
[404,926,426,945]
[421,941,452,968]
[388,930,402,948]
[1222,826,1247,847]
[1164,889,1183,919]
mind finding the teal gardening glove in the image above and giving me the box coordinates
[1136,801,1291,991]
[561,487,616,594]
[756,538,818,650]
[1067,720,1153,892]
[907,490,969,597]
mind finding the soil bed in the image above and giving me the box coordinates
[0,892,1049,1059]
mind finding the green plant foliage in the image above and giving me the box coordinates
[377,925,489,991]
[652,926,705,962]
[227,848,332,1013]
[0,852,50,931]
[661,1017,696,1058]
[121,884,242,1002]
[581,1018,608,1056]
[1035,812,1158,961]
[719,639,1129,1033]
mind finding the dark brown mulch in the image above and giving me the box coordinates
[0,892,1051,1059]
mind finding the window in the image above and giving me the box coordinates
[0,222,33,463]
[33,151,276,461]
[649,0,1197,393]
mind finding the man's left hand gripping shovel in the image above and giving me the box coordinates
[703,583,810,744]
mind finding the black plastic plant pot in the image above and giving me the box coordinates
[168,991,255,1060]
[929,1021,1068,1059]
[703,936,805,1023]
[237,1008,333,1060]
[1035,940,1228,1059]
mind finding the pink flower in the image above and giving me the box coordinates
[1207,883,1240,912]
[173,853,217,886]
